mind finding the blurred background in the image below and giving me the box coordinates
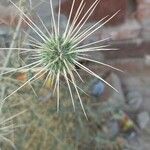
[0,0,150,150]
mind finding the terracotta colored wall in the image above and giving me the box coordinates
[136,0,150,23]
[60,0,127,26]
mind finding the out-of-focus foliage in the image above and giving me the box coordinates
[1,76,127,150]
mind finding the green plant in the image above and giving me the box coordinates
[3,86,126,150]
[0,103,25,150]
[0,1,130,149]
[0,0,122,118]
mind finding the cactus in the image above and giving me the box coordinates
[0,0,123,117]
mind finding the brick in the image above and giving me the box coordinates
[136,0,150,25]
[145,55,150,65]
[141,26,150,39]
[137,0,150,4]
[101,19,141,40]
[136,6,150,24]
[59,0,127,26]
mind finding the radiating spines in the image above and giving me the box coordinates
[0,0,122,117]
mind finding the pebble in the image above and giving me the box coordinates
[91,80,105,97]
[106,120,120,138]
[126,90,143,111]
[137,111,150,129]
[123,77,142,92]
[126,132,137,142]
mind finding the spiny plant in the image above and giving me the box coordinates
[0,103,25,150]
[0,0,122,118]
[7,90,126,150]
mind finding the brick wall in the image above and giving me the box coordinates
[136,0,150,23]
[0,0,150,58]
[1,0,150,41]
[59,0,150,41]
[60,0,127,25]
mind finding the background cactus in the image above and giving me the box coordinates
[0,0,129,149]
